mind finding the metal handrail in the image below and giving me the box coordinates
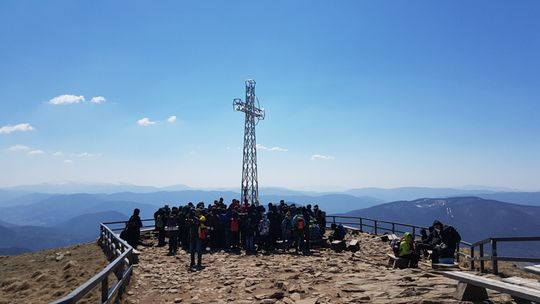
[326,215,428,236]
[50,223,135,304]
[467,236,540,275]
[326,215,540,273]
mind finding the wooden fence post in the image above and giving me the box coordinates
[470,246,475,270]
[101,275,109,302]
[359,218,363,232]
[491,240,498,275]
[374,220,378,235]
[479,244,485,273]
[456,242,460,263]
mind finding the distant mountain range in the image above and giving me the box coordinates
[1,182,192,195]
[0,211,127,255]
[0,183,539,256]
[1,183,538,205]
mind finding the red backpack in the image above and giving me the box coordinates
[296,216,305,230]
[230,218,239,232]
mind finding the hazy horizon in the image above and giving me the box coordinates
[0,181,536,193]
[1,1,539,190]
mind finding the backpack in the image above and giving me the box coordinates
[309,223,320,240]
[120,228,128,241]
[165,215,178,231]
[390,239,400,256]
[199,225,208,239]
[156,214,165,229]
[281,218,292,232]
[296,216,305,230]
[259,219,270,235]
[442,225,461,247]
[230,218,239,232]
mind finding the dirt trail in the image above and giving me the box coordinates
[122,232,517,304]
[0,242,108,304]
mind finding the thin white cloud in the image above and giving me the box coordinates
[90,96,106,104]
[6,145,45,156]
[167,115,177,123]
[0,123,35,134]
[48,94,85,105]
[78,152,102,158]
[256,144,288,152]
[137,117,157,127]
[64,159,73,164]
[53,151,63,157]
[311,154,335,160]
[6,145,31,152]
[28,149,45,155]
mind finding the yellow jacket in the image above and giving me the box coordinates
[398,232,413,257]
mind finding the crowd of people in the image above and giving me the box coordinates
[122,199,462,271]
[391,219,462,268]
[125,198,327,271]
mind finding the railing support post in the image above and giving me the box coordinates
[456,242,460,263]
[101,275,109,302]
[359,218,363,233]
[491,240,498,275]
[391,223,395,234]
[374,220,378,235]
[479,244,485,273]
[470,246,475,270]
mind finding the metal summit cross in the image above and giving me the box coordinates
[233,79,265,205]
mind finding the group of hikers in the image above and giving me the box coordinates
[390,220,462,268]
[122,198,461,271]
[124,198,327,271]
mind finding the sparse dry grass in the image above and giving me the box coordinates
[0,242,108,304]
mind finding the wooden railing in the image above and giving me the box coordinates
[467,237,540,275]
[326,215,427,236]
[326,215,540,271]
[50,223,135,304]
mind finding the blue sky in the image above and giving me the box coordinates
[1,1,539,190]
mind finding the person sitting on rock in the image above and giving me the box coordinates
[398,232,420,268]
[415,225,440,259]
[331,223,346,241]
[431,221,461,264]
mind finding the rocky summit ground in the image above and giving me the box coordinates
[0,242,108,304]
[121,232,518,304]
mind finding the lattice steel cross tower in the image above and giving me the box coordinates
[233,79,265,205]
